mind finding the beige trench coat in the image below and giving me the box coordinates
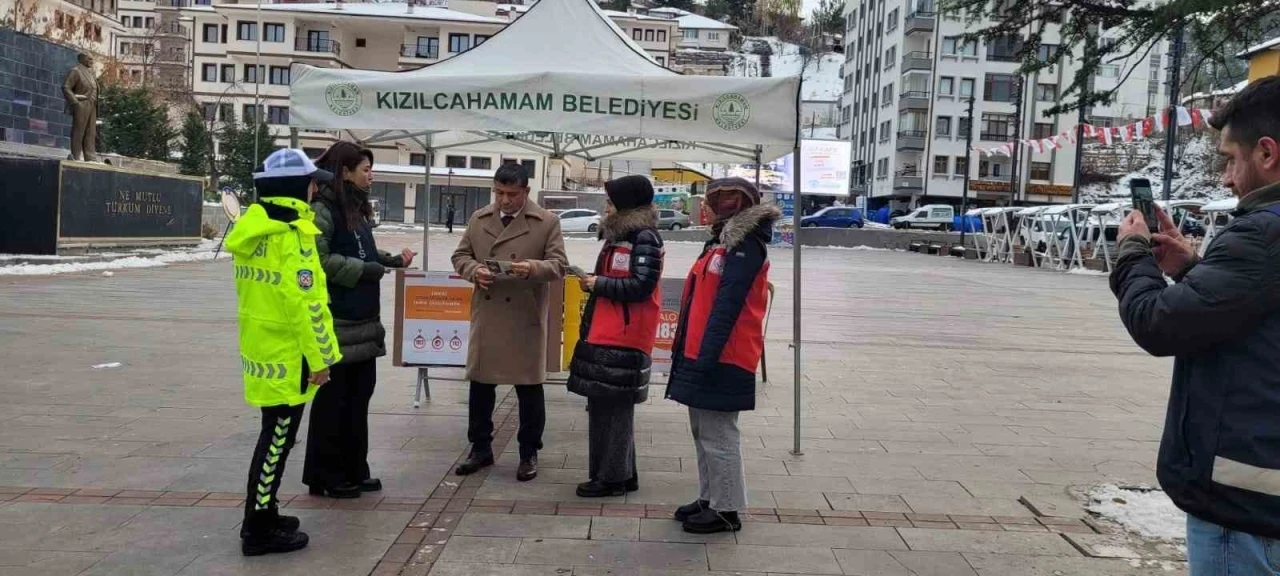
[451,201,567,385]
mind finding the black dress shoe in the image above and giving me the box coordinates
[516,458,538,482]
[576,480,626,498]
[625,475,639,492]
[358,478,382,493]
[682,508,741,534]
[307,483,361,499]
[674,499,709,522]
[455,453,495,476]
[242,528,310,556]
[240,514,300,538]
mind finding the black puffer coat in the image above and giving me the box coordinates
[567,206,664,403]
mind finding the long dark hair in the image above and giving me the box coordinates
[314,141,374,230]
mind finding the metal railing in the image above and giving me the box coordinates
[400,44,439,59]
[897,130,927,139]
[980,132,1013,141]
[296,38,341,56]
[986,52,1020,62]
[904,51,933,60]
[899,90,931,100]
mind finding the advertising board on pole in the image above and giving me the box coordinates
[394,271,473,367]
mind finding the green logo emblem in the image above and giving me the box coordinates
[325,83,362,116]
[713,93,750,131]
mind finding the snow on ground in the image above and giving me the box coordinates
[1087,484,1186,541]
[1079,135,1231,204]
[0,239,230,277]
[733,37,844,101]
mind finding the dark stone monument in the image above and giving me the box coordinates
[0,28,79,149]
[0,158,204,255]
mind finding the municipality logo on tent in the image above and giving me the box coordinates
[713,93,750,131]
[326,83,362,116]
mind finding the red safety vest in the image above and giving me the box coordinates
[585,241,662,353]
[679,244,769,373]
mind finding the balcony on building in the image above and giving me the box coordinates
[893,170,924,194]
[898,90,930,112]
[296,36,341,57]
[896,130,926,151]
[154,23,188,38]
[901,51,932,73]
[400,43,439,62]
[904,10,935,35]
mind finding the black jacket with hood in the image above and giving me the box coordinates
[566,205,664,403]
[311,181,403,364]
[1111,180,1280,538]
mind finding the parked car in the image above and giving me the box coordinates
[891,204,954,230]
[558,209,601,233]
[801,206,864,228]
[658,209,692,230]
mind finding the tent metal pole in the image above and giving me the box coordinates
[791,140,803,457]
[411,133,435,407]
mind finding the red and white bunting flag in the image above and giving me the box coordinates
[1190,108,1205,129]
[1141,117,1155,138]
[1177,106,1193,127]
[1032,139,1045,154]
[1155,109,1168,133]
[1201,108,1214,126]
[1134,122,1145,141]
[1121,124,1135,143]
[1062,129,1077,145]
[997,144,1011,157]
[1045,137,1060,150]
[1101,128,1114,145]
[1084,124,1097,138]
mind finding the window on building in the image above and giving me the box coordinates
[881,83,893,105]
[1037,44,1059,63]
[219,103,234,122]
[132,16,142,27]
[202,63,217,82]
[657,30,666,43]
[414,37,439,59]
[409,153,427,166]
[221,64,235,83]
[203,23,219,43]
[884,45,896,69]
[264,23,285,43]
[934,155,949,175]
[943,36,977,57]
[886,9,898,31]
[877,157,889,179]
[954,157,967,176]
[683,29,697,39]
[983,73,1018,102]
[243,104,264,123]
[202,102,217,121]
[986,35,1021,61]
[935,116,952,137]
[959,116,971,138]
[632,29,642,41]
[356,38,366,48]
[470,157,492,170]
[1030,162,1051,181]
[267,106,289,125]
[445,155,467,169]
[868,126,876,142]
[269,66,290,85]
[938,76,954,96]
[243,64,264,84]
[656,56,666,66]
[644,29,655,42]
[237,21,256,41]
[981,113,1014,140]
[449,33,470,53]
[1097,65,1120,78]
[1035,83,1058,101]
[979,160,990,177]
[474,35,490,46]
[959,77,975,99]
[879,120,891,141]
[1033,122,1055,139]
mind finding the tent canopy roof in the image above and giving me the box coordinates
[288,0,800,164]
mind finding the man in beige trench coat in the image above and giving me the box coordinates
[451,163,567,482]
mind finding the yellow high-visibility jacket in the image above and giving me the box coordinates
[225,196,341,407]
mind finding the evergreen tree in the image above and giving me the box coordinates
[220,120,278,195]
[177,112,211,178]
[97,83,174,161]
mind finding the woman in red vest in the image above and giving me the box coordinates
[666,177,779,534]
[567,175,665,498]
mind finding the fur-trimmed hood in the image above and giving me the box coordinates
[715,204,782,250]
[601,205,659,242]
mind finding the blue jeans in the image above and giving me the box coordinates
[1188,514,1280,575]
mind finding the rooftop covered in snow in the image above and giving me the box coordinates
[209,2,508,25]
[1238,36,1280,59]
[647,6,738,30]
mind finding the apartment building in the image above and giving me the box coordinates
[837,0,1169,211]
[599,8,678,67]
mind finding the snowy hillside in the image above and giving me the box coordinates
[724,37,843,101]
[1078,135,1231,203]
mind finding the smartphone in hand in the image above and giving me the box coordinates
[1129,178,1159,233]
[484,259,513,275]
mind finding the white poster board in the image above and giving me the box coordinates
[398,271,472,367]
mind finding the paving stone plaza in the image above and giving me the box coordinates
[0,230,1181,575]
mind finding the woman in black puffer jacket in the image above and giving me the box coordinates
[567,175,664,498]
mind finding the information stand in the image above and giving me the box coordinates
[393,270,473,406]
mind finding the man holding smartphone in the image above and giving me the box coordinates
[1112,77,1280,574]
[451,163,567,482]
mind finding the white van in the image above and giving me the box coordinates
[891,204,955,231]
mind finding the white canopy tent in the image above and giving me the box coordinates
[287,0,809,451]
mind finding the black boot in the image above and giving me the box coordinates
[241,513,309,556]
[239,514,299,538]
[307,482,361,499]
[358,478,382,493]
[682,508,741,534]
[673,499,709,522]
[576,480,626,498]
[455,450,495,476]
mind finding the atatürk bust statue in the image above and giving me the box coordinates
[62,52,98,162]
